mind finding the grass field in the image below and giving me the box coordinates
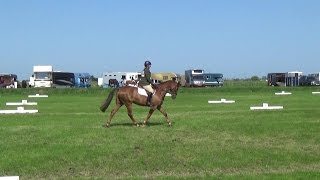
[1,82,320,179]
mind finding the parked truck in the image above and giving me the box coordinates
[31,65,53,88]
[300,73,320,86]
[74,73,91,88]
[184,69,205,87]
[52,71,75,88]
[309,73,320,85]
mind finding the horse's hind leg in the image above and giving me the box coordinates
[125,103,139,127]
[104,103,122,127]
[143,108,155,126]
[157,106,172,126]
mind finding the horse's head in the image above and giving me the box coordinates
[158,80,181,99]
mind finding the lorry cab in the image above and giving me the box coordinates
[33,65,53,88]
[74,73,91,88]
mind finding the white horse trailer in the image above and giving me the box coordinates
[285,71,303,86]
[101,72,140,88]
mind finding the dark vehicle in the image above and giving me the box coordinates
[309,73,320,86]
[299,75,320,86]
[52,72,75,88]
[203,73,223,87]
[267,73,285,86]
[21,80,27,88]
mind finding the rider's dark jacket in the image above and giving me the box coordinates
[139,67,152,86]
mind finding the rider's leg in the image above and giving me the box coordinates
[143,85,155,106]
[146,92,153,106]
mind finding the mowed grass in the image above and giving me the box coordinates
[0,84,320,179]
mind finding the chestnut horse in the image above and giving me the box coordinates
[100,80,181,127]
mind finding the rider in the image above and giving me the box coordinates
[139,60,154,106]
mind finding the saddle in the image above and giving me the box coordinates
[135,83,155,97]
[124,80,154,97]
[137,87,148,97]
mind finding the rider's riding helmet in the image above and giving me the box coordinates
[144,60,152,67]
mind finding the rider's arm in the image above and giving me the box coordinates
[145,69,152,84]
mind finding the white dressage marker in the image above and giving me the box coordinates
[312,92,320,94]
[6,100,37,106]
[250,103,283,110]
[28,94,48,98]
[275,91,292,95]
[0,176,19,180]
[208,98,235,104]
[0,107,38,114]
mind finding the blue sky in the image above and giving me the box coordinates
[1,0,319,79]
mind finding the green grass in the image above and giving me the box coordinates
[0,83,320,179]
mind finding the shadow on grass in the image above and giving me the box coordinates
[101,121,174,127]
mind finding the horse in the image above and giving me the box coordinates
[100,80,181,127]
[108,79,119,88]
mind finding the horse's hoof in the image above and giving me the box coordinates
[168,122,172,127]
[103,123,110,128]
[133,123,140,127]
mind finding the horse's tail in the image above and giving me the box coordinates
[100,88,119,112]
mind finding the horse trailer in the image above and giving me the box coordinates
[285,71,303,86]
[184,69,205,87]
[101,72,140,88]
[268,72,304,86]
[151,72,179,84]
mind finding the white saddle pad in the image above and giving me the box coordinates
[137,87,148,96]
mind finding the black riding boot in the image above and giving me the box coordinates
[146,93,153,106]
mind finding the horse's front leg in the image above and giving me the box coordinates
[157,106,172,126]
[143,108,155,126]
